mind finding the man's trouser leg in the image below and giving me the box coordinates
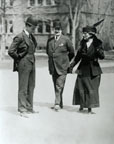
[52,73,66,107]
[18,60,33,112]
[27,63,35,111]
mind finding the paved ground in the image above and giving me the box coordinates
[0,59,114,144]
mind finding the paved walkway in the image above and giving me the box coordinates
[0,66,114,144]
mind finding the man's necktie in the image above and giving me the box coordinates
[55,36,58,41]
[29,34,32,41]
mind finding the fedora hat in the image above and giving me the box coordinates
[26,16,38,27]
[53,20,62,29]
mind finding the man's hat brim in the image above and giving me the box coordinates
[25,16,38,27]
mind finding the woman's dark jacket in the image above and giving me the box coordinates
[70,36,105,76]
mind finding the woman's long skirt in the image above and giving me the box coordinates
[72,75,101,108]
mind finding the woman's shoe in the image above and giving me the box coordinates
[88,108,95,114]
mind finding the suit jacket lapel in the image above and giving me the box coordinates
[54,35,63,51]
[49,37,56,52]
[31,34,37,47]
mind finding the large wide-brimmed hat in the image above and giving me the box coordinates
[25,16,38,27]
[83,26,97,33]
[82,19,104,34]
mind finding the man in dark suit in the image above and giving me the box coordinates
[8,16,38,116]
[46,20,74,111]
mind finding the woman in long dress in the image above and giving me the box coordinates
[70,25,105,114]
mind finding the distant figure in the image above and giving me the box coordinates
[8,16,38,117]
[46,20,74,111]
[70,20,105,114]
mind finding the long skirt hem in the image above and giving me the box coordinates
[72,75,101,108]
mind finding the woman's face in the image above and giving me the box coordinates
[83,32,92,40]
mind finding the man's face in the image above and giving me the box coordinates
[27,25,36,34]
[54,27,62,36]
[83,32,92,40]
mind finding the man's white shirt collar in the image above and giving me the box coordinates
[55,34,61,41]
[24,29,30,37]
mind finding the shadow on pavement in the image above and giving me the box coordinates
[34,101,80,113]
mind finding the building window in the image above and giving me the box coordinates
[9,0,13,6]
[37,0,43,5]
[28,0,56,7]
[5,20,13,33]
[30,0,35,6]
[45,21,51,33]
[0,0,1,7]
[37,20,43,33]
[46,0,51,5]
[111,0,114,10]
[5,20,8,33]
[9,20,13,33]
[54,0,60,5]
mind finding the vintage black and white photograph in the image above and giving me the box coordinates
[0,0,114,144]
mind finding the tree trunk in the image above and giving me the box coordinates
[71,21,76,50]
[0,16,6,60]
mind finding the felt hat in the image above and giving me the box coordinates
[26,16,38,27]
[53,20,62,29]
[82,19,104,34]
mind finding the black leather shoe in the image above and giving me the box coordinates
[88,108,95,114]
[88,108,91,113]
[51,106,55,109]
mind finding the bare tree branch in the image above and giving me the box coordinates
[69,2,73,22]
[86,0,92,9]
[74,3,78,26]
